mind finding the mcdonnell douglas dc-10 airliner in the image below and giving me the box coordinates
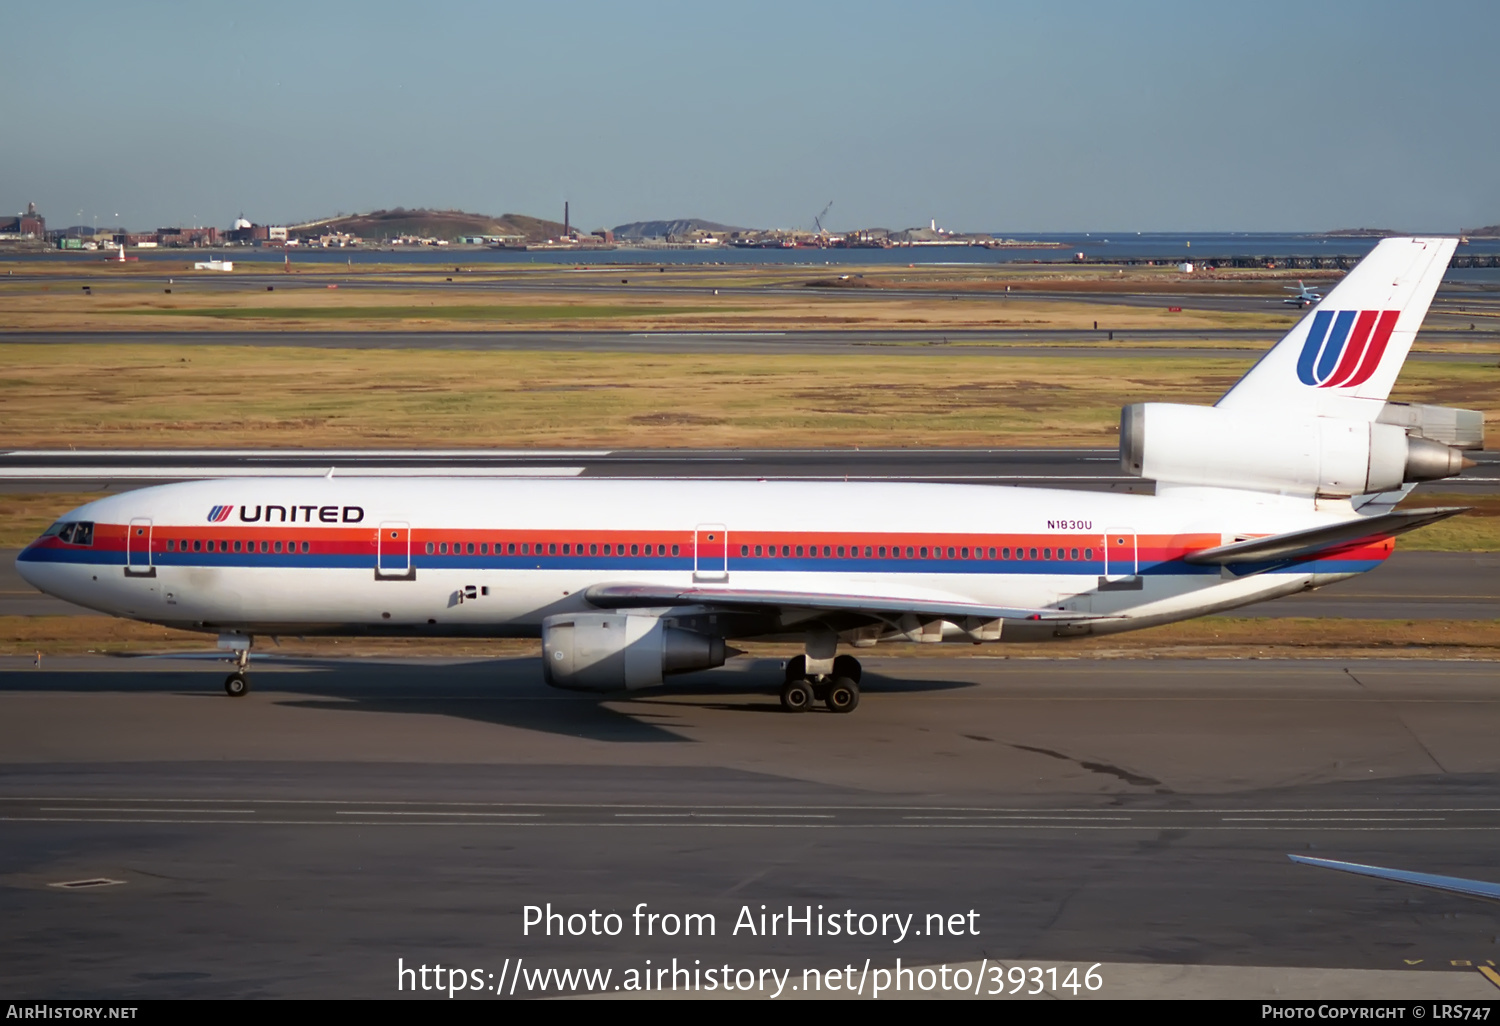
[17,238,1480,713]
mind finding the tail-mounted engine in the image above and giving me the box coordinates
[1121,402,1477,497]
[541,613,727,691]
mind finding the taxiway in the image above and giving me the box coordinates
[2,655,1497,997]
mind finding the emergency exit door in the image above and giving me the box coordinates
[694,524,728,582]
[125,518,154,577]
[1103,528,1138,582]
[376,522,414,580]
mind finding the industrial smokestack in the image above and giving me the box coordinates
[564,201,569,238]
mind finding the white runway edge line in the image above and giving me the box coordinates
[1,466,587,478]
[5,449,613,457]
[9,798,1500,812]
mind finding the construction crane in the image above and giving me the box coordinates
[813,201,833,234]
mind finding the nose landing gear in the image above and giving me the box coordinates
[222,639,251,697]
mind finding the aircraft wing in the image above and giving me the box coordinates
[583,583,1112,623]
[1183,506,1467,565]
[1288,855,1500,904]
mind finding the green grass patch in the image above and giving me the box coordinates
[1399,516,1500,551]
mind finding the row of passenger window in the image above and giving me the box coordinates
[738,543,1096,561]
[165,538,311,554]
[420,539,1095,562]
[425,541,680,557]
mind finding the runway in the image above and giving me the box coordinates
[2,655,1498,997]
[2,328,1496,358]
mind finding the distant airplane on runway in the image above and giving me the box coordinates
[16,238,1479,713]
[1283,280,1325,308]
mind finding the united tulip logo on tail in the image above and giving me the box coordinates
[1296,309,1400,388]
[207,505,235,523]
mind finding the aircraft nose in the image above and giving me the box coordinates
[14,547,45,590]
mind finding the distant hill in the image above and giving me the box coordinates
[611,218,745,240]
[1320,227,1402,237]
[1464,224,1500,237]
[288,208,566,242]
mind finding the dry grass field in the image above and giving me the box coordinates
[2,344,1496,452]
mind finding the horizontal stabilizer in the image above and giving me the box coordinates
[1288,855,1500,904]
[1183,507,1467,565]
[584,583,1110,622]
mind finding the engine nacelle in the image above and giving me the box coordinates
[541,612,727,691]
[1121,403,1470,497]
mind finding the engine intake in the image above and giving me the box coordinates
[1121,403,1472,497]
[541,612,727,691]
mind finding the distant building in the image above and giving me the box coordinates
[223,219,287,244]
[224,223,269,243]
[0,202,45,238]
[156,226,219,247]
[310,232,362,248]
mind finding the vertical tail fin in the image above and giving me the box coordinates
[1217,237,1457,421]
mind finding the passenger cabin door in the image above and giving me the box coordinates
[376,522,414,580]
[1101,527,1141,589]
[125,518,154,577]
[694,524,728,582]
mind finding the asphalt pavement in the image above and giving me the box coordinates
[2,655,1498,997]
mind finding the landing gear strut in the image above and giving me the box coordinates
[223,642,251,697]
[780,651,861,714]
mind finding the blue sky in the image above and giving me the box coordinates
[4,1,1497,232]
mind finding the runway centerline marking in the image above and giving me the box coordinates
[37,807,256,814]
[330,816,546,822]
[902,815,1133,821]
[1221,817,1447,822]
[613,812,835,819]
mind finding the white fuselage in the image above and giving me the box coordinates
[16,477,1387,645]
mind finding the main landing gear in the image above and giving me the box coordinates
[780,653,862,714]
[223,642,251,697]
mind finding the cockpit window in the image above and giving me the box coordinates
[50,522,95,546]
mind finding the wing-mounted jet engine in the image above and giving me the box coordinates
[541,612,728,691]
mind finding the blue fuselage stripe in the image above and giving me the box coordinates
[17,547,1382,577]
